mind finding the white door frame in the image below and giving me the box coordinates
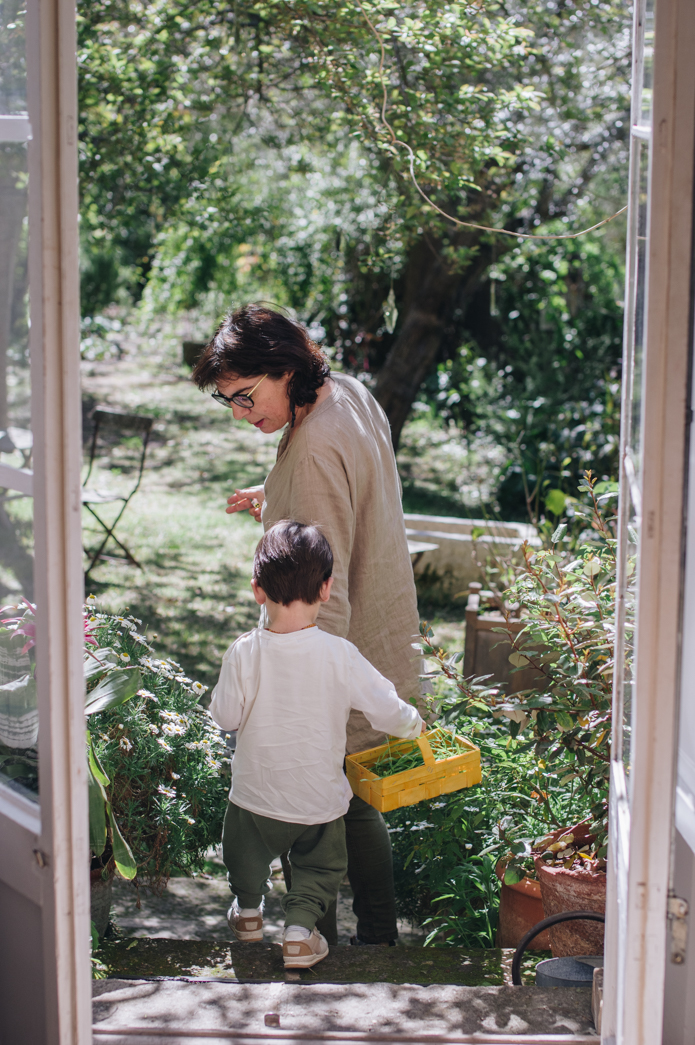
[0,0,90,1041]
[602,0,695,1040]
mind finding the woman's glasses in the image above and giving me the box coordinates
[211,374,267,409]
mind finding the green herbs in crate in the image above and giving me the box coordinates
[372,730,467,778]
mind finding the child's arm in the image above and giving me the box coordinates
[348,647,423,739]
[208,645,246,732]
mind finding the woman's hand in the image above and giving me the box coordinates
[226,486,265,522]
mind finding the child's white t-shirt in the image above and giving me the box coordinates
[209,625,422,825]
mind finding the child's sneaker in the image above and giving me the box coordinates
[227,900,263,942]
[282,926,329,968]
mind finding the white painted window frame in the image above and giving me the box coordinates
[0,0,90,1041]
[602,0,695,1041]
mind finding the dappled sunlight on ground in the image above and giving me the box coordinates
[111,852,426,947]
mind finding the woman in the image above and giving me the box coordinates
[193,304,421,946]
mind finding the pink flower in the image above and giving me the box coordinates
[0,598,37,654]
[0,598,98,653]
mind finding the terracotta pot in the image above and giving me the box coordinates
[90,868,114,939]
[495,862,550,949]
[534,857,606,957]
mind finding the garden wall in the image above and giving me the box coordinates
[405,514,540,603]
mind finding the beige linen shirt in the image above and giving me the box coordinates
[262,372,421,754]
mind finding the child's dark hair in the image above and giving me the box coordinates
[253,521,333,606]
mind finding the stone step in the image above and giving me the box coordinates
[98,940,541,986]
[93,977,598,1043]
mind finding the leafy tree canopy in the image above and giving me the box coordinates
[78,0,630,509]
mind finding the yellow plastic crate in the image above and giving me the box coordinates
[345,727,482,813]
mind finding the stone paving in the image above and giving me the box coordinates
[110,855,426,947]
[93,978,598,1043]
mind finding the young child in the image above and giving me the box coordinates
[209,519,424,969]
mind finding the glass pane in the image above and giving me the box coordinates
[630,143,650,471]
[0,0,27,115]
[0,6,36,800]
[639,0,655,129]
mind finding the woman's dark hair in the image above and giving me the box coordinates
[253,520,333,606]
[192,304,330,426]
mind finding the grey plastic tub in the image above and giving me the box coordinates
[535,955,603,987]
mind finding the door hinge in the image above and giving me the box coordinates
[668,894,689,964]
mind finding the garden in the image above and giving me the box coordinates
[0,0,630,971]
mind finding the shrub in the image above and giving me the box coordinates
[393,473,620,942]
[86,603,229,889]
[386,712,589,946]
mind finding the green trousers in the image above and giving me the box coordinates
[316,793,398,945]
[222,801,347,931]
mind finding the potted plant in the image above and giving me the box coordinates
[421,473,621,955]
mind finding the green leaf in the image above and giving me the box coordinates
[87,732,110,788]
[107,803,137,880]
[84,648,119,680]
[0,763,32,779]
[556,711,574,731]
[545,490,567,517]
[87,759,108,858]
[594,481,619,496]
[85,668,142,716]
[550,521,567,544]
[583,559,601,578]
[504,866,522,885]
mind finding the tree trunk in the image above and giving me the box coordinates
[374,230,499,449]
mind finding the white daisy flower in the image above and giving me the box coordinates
[156,738,173,752]
[191,682,206,695]
[119,737,133,752]
[162,722,185,737]
[157,784,176,799]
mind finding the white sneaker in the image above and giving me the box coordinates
[227,900,263,942]
[282,926,329,968]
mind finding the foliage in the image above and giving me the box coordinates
[385,711,590,946]
[86,600,229,889]
[420,474,619,876]
[77,0,629,349]
[419,236,623,520]
[77,0,629,298]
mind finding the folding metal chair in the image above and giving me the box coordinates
[82,408,153,576]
